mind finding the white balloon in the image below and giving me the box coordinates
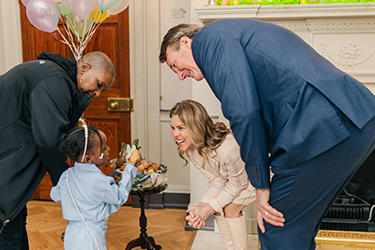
[107,0,129,15]
[96,0,120,11]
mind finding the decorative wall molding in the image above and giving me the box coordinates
[258,3,375,19]
[276,22,308,31]
[338,42,361,59]
[307,20,375,30]
[259,20,375,32]
[319,41,375,70]
[194,5,259,22]
[195,3,375,23]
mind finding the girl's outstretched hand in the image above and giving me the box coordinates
[256,188,285,233]
[128,150,141,166]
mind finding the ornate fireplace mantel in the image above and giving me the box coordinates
[195,3,375,23]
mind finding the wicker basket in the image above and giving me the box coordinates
[114,163,168,191]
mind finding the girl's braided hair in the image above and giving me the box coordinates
[59,126,102,162]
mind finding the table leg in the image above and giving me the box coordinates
[145,236,162,250]
[125,192,162,250]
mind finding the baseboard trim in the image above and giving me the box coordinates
[132,191,190,210]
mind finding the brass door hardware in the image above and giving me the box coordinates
[107,98,134,112]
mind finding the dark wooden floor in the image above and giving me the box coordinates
[26,200,196,250]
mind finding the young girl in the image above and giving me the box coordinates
[50,124,139,250]
[170,99,256,250]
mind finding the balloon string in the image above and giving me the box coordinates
[55,28,79,60]
[52,5,111,61]
[53,31,69,46]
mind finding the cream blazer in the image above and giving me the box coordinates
[187,134,256,214]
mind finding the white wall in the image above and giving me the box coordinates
[158,0,224,196]
[160,0,192,111]
[0,1,23,74]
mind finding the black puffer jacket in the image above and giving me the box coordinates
[0,52,91,229]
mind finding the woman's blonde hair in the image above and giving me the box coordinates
[169,99,231,167]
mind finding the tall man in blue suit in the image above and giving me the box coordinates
[159,19,375,249]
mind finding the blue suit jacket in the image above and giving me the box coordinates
[192,19,375,189]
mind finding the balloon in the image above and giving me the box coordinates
[54,0,71,16]
[107,0,129,15]
[50,0,61,2]
[96,0,120,11]
[92,2,98,11]
[26,0,59,33]
[66,12,94,38]
[21,0,30,6]
[91,9,108,23]
[65,0,95,20]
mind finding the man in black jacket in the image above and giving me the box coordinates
[0,51,115,249]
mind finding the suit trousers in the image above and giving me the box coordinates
[259,86,375,250]
[0,206,29,250]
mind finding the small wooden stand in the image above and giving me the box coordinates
[125,184,167,250]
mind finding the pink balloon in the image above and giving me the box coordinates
[26,0,59,33]
[65,0,95,20]
[21,0,30,6]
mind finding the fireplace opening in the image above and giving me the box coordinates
[320,149,375,232]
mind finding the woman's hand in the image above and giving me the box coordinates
[186,203,214,229]
[256,188,285,233]
[188,202,215,221]
[186,209,206,229]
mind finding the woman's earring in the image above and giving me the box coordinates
[79,78,84,89]
[79,72,84,89]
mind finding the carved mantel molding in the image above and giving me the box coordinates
[195,3,375,23]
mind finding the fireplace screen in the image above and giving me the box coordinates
[320,149,375,232]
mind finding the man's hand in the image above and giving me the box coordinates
[256,188,285,233]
